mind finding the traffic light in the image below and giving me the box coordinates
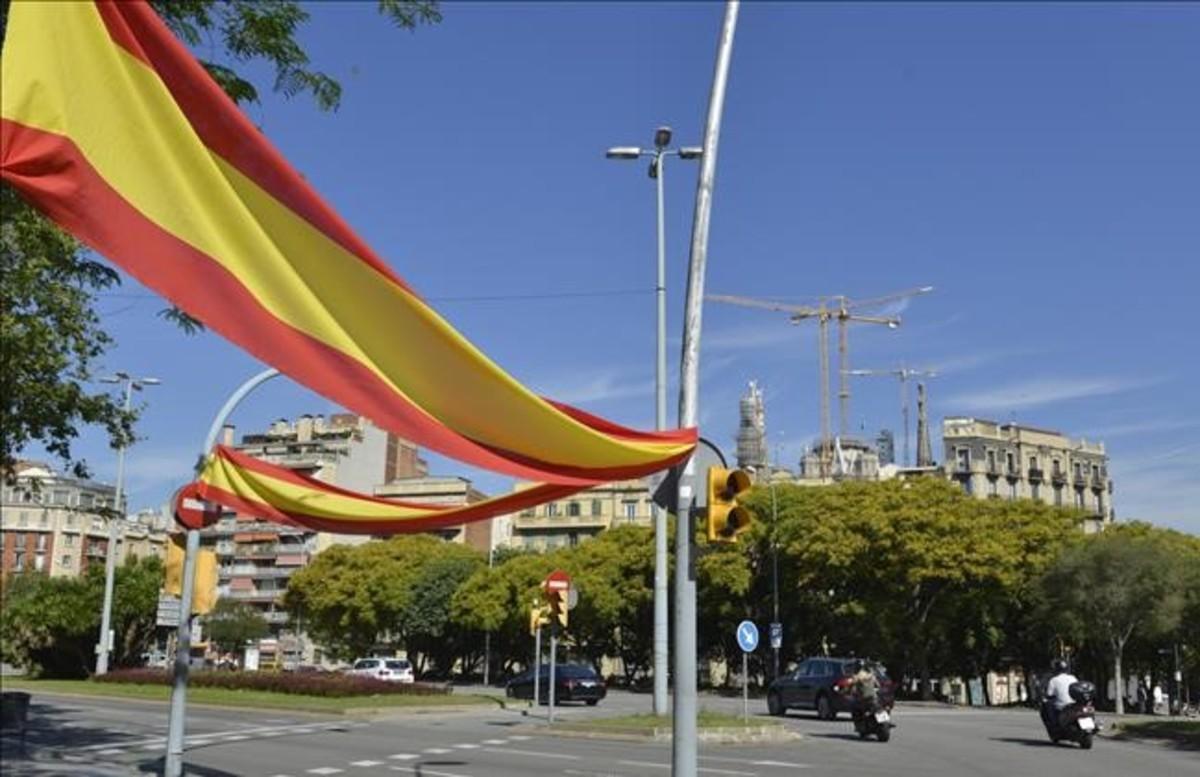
[706,466,753,543]
[547,589,568,630]
[529,603,550,636]
[164,535,218,615]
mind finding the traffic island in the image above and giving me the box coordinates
[528,711,800,744]
[1105,719,1200,749]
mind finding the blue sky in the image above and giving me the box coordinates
[50,2,1199,532]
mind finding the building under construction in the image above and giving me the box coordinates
[736,381,767,474]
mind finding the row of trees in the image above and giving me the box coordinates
[282,479,1199,699]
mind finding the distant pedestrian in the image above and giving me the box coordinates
[1137,680,1149,714]
[1153,683,1165,715]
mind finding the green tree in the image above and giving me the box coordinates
[1041,523,1188,714]
[0,0,440,477]
[205,598,269,657]
[0,555,162,677]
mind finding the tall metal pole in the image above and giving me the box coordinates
[652,148,671,717]
[533,622,541,711]
[95,379,135,676]
[165,368,280,777]
[673,3,738,775]
[770,446,780,680]
[548,624,558,724]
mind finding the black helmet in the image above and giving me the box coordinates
[1051,658,1069,674]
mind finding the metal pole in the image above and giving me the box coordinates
[548,625,558,724]
[484,543,494,687]
[96,379,134,676]
[673,3,738,775]
[652,148,671,718]
[165,368,280,777]
[770,464,780,680]
[743,651,749,724]
[533,623,541,712]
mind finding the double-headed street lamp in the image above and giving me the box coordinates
[95,371,160,676]
[606,127,701,717]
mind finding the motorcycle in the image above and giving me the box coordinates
[851,695,895,743]
[1040,681,1097,749]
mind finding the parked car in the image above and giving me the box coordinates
[766,657,894,720]
[505,664,606,705]
[347,657,415,683]
[140,651,169,669]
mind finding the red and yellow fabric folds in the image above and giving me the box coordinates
[1,2,695,497]
[176,447,582,534]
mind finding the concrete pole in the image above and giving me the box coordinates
[673,3,738,775]
[652,148,670,717]
[165,368,280,777]
[95,379,134,676]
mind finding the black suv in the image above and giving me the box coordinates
[766,657,894,719]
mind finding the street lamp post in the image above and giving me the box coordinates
[95,372,160,676]
[607,129,701,717]
[770,440,781,680]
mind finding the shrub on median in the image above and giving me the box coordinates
[94,668,450,698]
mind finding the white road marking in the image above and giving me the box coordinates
[224,735,250,741]
[483,747,578,760]
[509,734,532,740]
[618,762,756,776]
[750,761,810,769]
[80,721,338,751]
[97,749,124,756]
[424,747,452,754]
[453,743,479,749]
[306,769,343,776]
[388,766,472,777]
[349,761,383,767]
[142,743,166,750]
[187,739,214,747]
[388,754,418,760]
[480,738,507,745]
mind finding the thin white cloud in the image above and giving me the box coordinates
[944,376,1161,413]
[534,369,653,405]
[1085,418,1200,439]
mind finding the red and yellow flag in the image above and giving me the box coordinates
[176,446,584,534]
[1,1,695,489]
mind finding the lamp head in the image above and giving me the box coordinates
[654,126,672,149]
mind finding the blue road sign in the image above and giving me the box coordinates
[736,620,759,653]
[769,622,782,649]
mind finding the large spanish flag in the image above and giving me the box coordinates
[1,1,695,489]
[176,446,583,534]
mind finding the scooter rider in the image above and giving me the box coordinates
[1044,658,1079,728]
[849,659,879,707]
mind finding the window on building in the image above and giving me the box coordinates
[623,500,638,519]
[986,450,996,472]
[1005,452,1016,473]
[1029,456,1038,471]
[1091,464,1099,479]
[51,490,69,505]
[79,493,94,509]
[39,512,49,527]
[64,534,75,547]
[988,479,998,497]
[1055,487,1063,507]
[956,449,970,471]
[17,512,28,527]
[13,552,25,572]
[591,500,603,517]
[34,554,46,572]
[567,502,581,517]
[545,502,559,517]
[12,532,23,547]
[1052,459,1062,477]
[61,554,70,567]
[1097,494,1105,516]
[35,534,47,551]
[568,532,579,547]
[1075,490,1085,509]
[1074,462,1082,480]
[1009,481,1017,501]
[1031,482,1040,500]
[66,514,77,527]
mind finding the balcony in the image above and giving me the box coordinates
[1090,474,1105,490]
[1028,468,1044,483]
[984,463,1000,478]
[1004,468,1021,481]
[1051,470,1066,486]
[513,514,610,530]
[224,589,283,603]
[220,566,296,579]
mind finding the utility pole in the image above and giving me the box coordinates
[673,3,738,775]
[96,372,160,676]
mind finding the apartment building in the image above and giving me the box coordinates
[0,462,167,578]
[943,417,1114,529]
[504,479,652,551]
[374,476,495,555]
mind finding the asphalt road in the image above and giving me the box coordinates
[3,689,1197,777]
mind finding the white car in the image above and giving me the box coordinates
[348,657,414,683]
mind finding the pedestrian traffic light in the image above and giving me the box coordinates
[706,466,753,543]
[547,590,568,630]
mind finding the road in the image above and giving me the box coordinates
[3,689,1196,777]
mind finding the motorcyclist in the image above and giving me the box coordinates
[848,659,880,711]
[1043,658,1079,729]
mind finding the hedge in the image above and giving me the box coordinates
[94,669,451,698]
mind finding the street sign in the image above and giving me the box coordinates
[543,569,571,592]
[157,593,182,628]
[566,585,579,611]
[769,622,782,650]
[736,620,759,653]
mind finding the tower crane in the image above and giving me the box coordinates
[707,287,932,478]
[844,364,937,467]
